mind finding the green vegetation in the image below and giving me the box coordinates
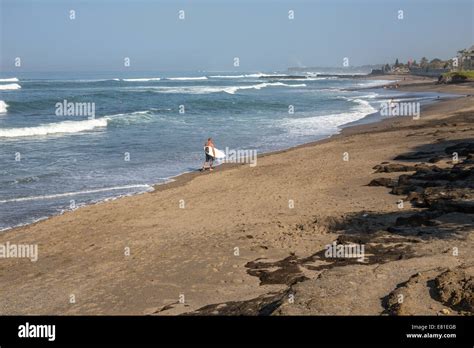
[384,57,451,71]
[443,70,474,80]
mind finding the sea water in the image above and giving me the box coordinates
[0,71,448,230]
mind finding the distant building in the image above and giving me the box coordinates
[455,45,474,70]
[468,45,474,68]
[391,66,410,74]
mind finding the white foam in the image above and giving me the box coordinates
[223,82,305,94]
[94,78,121,82]
[123,77,161,82]
[0,217,49,232]
[61,79,120,82]
[280,98,377,137]
[106,110,155,125]
[0,118,108,138]
[0,110,159,138]
[55,78,120,83]
[209,74,248,79]
[167,76,208,81]
[106,110,151,118]
[0,100,8,113]
[304,77,338,81]
[138,82,305,95]
[0,83,21,90]
[286,83,307,87]
[356,80,393,87]
[309,72,369,77]
[243,73,267,78]
[0,184,152,203]
[0,78,19,82]
[341,93,378,101]
[209,73,284,79]
[150,86,224,94]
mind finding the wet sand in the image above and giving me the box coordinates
[0,76,473,315]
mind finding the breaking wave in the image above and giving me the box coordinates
[123,77,161,82]
[209,73,286,79]
[0,118,108,138]
[0,100,8,113]
[134,82,306,94]
[166,76,208,81]
[0,110,158,138]
[280,96,378,137]
[0,184,152,203]
[0,83,21,90]
[0,78,19,82]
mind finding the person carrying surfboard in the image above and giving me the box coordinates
[202,137,216,171]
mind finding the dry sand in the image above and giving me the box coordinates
[0,77,473,315]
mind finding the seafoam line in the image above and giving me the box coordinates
[0,184,152,203]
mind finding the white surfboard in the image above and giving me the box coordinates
[204,146,226,159]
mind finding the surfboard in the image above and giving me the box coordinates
[204,146,226,159]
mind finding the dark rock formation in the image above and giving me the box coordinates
[368,178,397,187]
[445,142,474,156]
[434,269,474,313]
[373,163,418,173]
[394,151,439,161]
[370,140,474,237]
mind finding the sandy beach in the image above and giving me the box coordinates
[1,77,473,316]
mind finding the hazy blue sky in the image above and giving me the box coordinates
[1,0,472,72]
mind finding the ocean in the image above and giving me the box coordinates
[0,72,448,231]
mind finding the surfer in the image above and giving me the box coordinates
[202,137,216,171]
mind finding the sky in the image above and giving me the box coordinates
[0,0,473,72]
